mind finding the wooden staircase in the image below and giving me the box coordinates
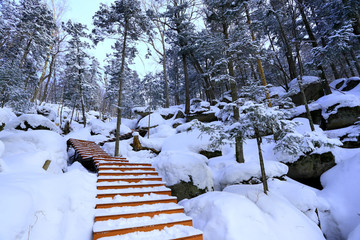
[67,138,203,240]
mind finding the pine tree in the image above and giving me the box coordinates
[93,0,151,155]
[63,20,92,127]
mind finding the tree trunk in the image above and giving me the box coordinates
[296,42,315,131]
[41,54,56,103]
[330,63,340,79]
[255,128,268,194]
[297,0,331,94]
[350,49,360,75]
[182,53,190,115]
[245,4,272,106]
[20,38,33,68]
[114,24,128,157]
[270,4,297,80]
[235,136,244,163]
[162,37,170,108]
[344,53,356,76]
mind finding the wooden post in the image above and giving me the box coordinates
[42,160,51,171]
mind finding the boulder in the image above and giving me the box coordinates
[160,113,174,120]
[174,110,185,119]
[290,81,325,106]
[285,151,335,184]
[134,108,152,118]
[199,150,222,159]
[186,112,217,123]
[293,109,325,127]
[6,114,59,132]
[168,180,207,201]
[0,123,4,132]
[325,106,360,130]
[341,78,360,91]
[36,106,56,122]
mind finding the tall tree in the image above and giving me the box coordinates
[63,20,92,127]
[93,0,151,156]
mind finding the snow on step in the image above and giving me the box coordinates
[98,186,169,194]
[96,194,177,205]
[93,213,192,232]
[97,225,202,240]
[98,175,161,179]
[98,169,155,173]
[95,203,183,217]
[97,180,166,186]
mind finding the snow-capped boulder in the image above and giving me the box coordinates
[133,107,152,118]
[36,106,56,122]
[186,112,217,123]
[286,152,335,187]
[218,161,288,189]
[0,108,17,131]
[5,114,60,133]
[180,189,326,240]
[152,129,215,200]
[292,90,360,130]
[288,76,325,106]
[332,77,360,91]
[153,151,213,200]
[325,106,360,130]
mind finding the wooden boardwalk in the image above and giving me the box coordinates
[67,138,203,240]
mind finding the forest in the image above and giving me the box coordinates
[1,0,359,118]
[1,0,360,240]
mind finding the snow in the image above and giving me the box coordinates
[1,87,359,240]
[95,202,182,217]
[180,189,325,240]
[288,76,321,93]
[6,114,60,132]
[0,168,97,240]
[0,107,17,125]
[0,130,68,173]
[94,213,191,232]
[137,112,165,128]
[218,161,288,189]
[318,147,360,239]
[98,225,202,240]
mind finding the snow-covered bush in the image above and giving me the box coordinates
[274,118,342,163]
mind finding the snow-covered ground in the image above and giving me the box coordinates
[1,84,360,240]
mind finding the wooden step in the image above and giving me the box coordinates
[173,234,204,240]
[97,183,166,190]
[94,208,184,221]
[97,177,163,183]
[98,167,155,171]
[96,190,171,198]
[98,162,152,167]
[98,172,159,176]
[96,198,178,209]
[93,219,193,240]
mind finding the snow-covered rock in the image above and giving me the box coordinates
[0,130,67,173]
[5,114,60,133]
[0,107,17,127]
[137,112,165,129]
[219,161,288,189]
[180,189,326,240]
[287,76,325,106]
